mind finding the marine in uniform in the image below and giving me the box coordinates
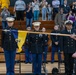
[60,20,76,75]
[51,25,61,63]
[28,22,44,75]
[1,17,18,75]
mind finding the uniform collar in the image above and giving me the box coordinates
[34,30,40,32]
[7,26,13,29]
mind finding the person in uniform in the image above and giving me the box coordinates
[23,26,32,63]
[1,17,18,75]
[51,25,61,63]
[60,20,76,75]
[42,27,49,63]
[28,22,44,75]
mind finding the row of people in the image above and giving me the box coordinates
[55,8,76,30]
[1,17,49,75]
[14,0,76,21]
[1,7,76,30]
[14,0,59,21]
[23,26,49,63]
[1,16,76,75]
[1,0,76,29]
[22,20,76,75]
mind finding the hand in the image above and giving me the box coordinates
[43,52,45,54]
[1,48,4,51]
[72,52,76,58]
[55,42,58,45]
[13,9,15,12]
[60,51,63,54]
[16,48,18,53]
[70,34,75,39]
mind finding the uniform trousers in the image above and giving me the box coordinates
[4,50,16,75]
[32,54,42,75]
[64,53,74,75]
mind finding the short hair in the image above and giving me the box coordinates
[52,67,59,75]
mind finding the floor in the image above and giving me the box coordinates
[0,62,65,74]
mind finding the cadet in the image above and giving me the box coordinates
[1,17,18,75]
[60,20,76,75]
[51,25,61,63]
[28,22,44,75]
[42,27,49,63]
[23,26,32,63]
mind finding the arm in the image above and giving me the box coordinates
[1,11,4,18]
[7,11,10,17]
[14,1,17,12]
[23,1,26,10]
[44,35,49,45]
[51,31,55,43]
[54,14,58,25]
[59,31,64,52]
[14,5,16,12]
[27,7,31,12]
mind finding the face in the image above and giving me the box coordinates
[42,27,46,32]
[48,4,50,7]
[69,11,72,14]
[34,0,36,2]
[43,0,46,1]
[75,16,76,20]
[26,27,31,31]
[66,25,72,30]
[34,26,40,31]
[64,0,67,5]
[54,26,59,30]
[7,22,14,27]
[60,8,63,14]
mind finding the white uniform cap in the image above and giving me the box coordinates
[6,17,15,22]
[32,22,41,26]
[64,20,73,25]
